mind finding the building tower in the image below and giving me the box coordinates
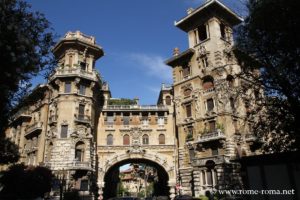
[166,0,257,196]
[46,31,104,198]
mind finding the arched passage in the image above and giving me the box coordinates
[102,158,170,199]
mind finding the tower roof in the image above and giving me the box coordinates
[175,0,243,32]
[52,31,104,59]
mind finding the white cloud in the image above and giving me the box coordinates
[127,53,172,82]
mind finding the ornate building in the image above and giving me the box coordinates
[165,0,261,196]
[3,0,262,199]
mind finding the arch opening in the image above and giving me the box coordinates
[103,158,170,199]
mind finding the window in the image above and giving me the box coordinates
[158,117,164,125]
[123,115,130,126]
[187,126,193,135]
[207,98,214,111]
[209,121,216,132]
[123,134,130,145]
[61,125,68,138]
[142,116,148,126]
[165,96,171,105]
[186,104,192,118]
[80,62,87,71]
[233,120,238,132]
[80,180,89,191]
[107,115,114,125]
[107,134,113,145]
[220,23,226,39]
[75,142,84,162]
[211,147,218,156]
[159,134,165,144]
[202,171,206,185]
[78,104,85,120]
[198,24,208,41]
[184,88,192,97]
[182,65,190,78]
[64,82,71,93]
[226,75,234,87]
[142,134,149,145]
[201,57,209,68]
[207,170,213,185]
[203,76,214,90]
[230,97,235,110]
[69,55,73,67]
[79,84,86,95]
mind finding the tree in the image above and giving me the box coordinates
[234,0,300,151]
[0,164,53,199]
[0,0,55,162]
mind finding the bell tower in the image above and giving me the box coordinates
[166,0,256,196]
[46,31,104,198]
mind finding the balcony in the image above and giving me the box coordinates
[68,161,93,171]
[11,110,31,123]
[24,146,38,154]
[103,105,168,111]
[203,88,215,95]
[196,129,225,143]
[25,122,43,137]
[49,68,99,82]
[192,155,229,167]
[74,115,91,124]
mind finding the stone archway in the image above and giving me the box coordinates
[97,153,176,200]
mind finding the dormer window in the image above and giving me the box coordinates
[198,24,208,42]
[182,64,191,78]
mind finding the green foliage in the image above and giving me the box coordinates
[216,123,224,132]
[0,0,55,133]
[0,164,53,199]
[0,137,19,164]
[235,0,300,151]
[108,98,137,105]
[186,133,194,141]
[198,195,209,200]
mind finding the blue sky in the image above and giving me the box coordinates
[27,0,246,105]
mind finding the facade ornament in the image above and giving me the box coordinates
[198,45,207,57]
[75,77,81,85]
[126,145,146,154]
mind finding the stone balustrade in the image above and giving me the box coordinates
[196,129,225,143]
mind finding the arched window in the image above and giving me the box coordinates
[165,96,171,105]
[202,76,214,90]
[123,134,130,145]
[226,75,234,87]
[75,141,85,162]
[159,134,165,145]
[107,134,113,145]
[142,134,149,145]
